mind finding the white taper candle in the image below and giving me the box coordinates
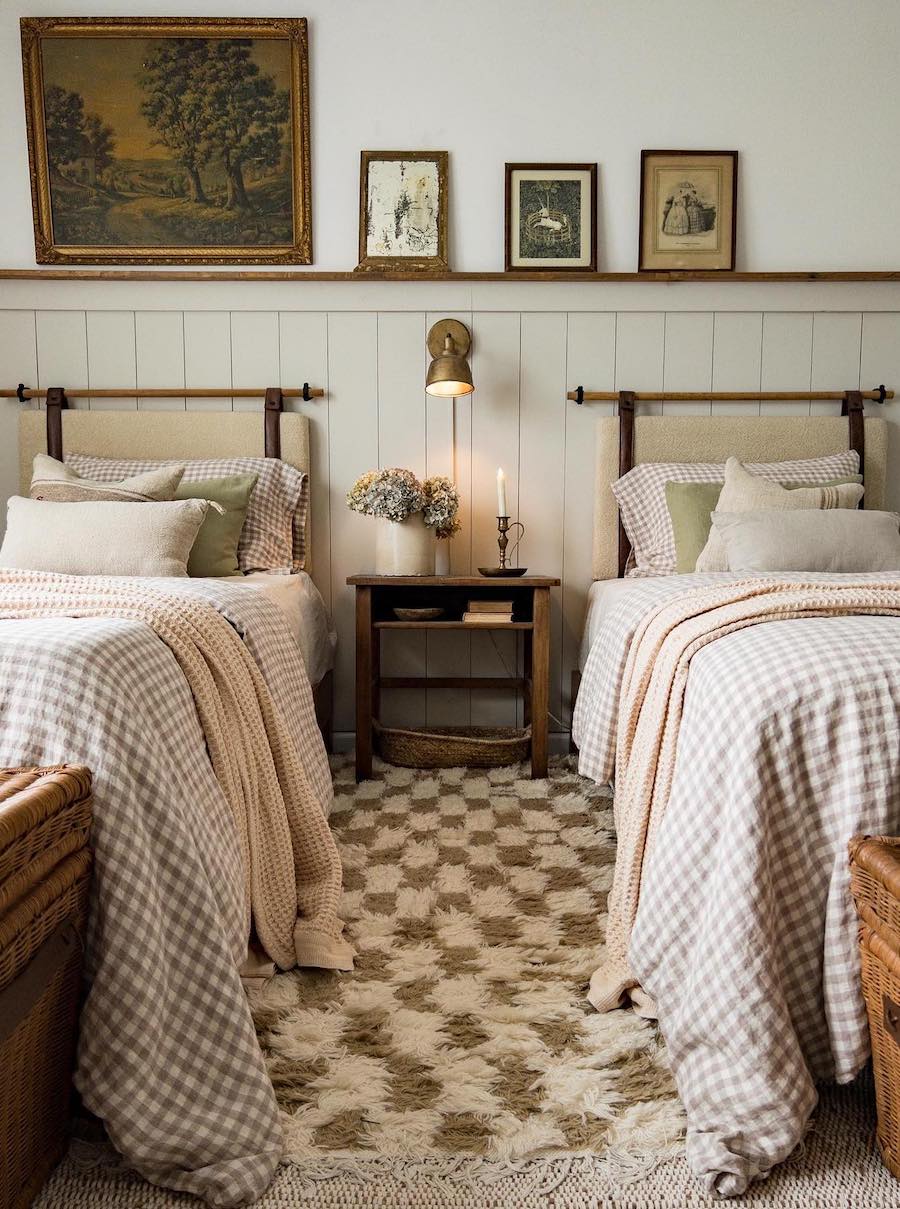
[496,467,507,516]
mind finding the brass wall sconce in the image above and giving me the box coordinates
[425,319,473,398]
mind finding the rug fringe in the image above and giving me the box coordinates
[278,1148,683,1197]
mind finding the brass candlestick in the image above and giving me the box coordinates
[478,516,527,577]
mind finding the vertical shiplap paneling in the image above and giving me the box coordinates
[469,312,521,726]
[376,312,428,727]
[0,312,38,512]
[230,312,279,415]
[614,312,665,414]
[328,313,379,731]
[35,312,88,407]
[425,310,473,728]
[562,313,616,721]
[278,312,331,604]
[860,313,900,511]
[809,313,862,415]
[519,313,567,727]
[710,312,763,414]
[85,312,137,410]
[135,312,185,411]
[760,313,813,415]
[662,313,713,413]
[183,312,232,411]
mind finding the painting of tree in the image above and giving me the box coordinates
[20,17,311,264]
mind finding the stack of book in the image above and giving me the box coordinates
[462,599,514,624]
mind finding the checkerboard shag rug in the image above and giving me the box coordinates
[248,755,685,1186]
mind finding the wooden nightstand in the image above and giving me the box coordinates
[347,575,560,781]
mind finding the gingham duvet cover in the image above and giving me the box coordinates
[572,571,900,1195]
[0,575,332,1207]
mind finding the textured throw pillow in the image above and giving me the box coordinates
[30,453,184,503]
[710,509,900,573]
[667,472,864,573]
[612,450,860,576]
[695,458,864,572]
[175,473,258,578]
[0,496,209,577]
[66,454,308,573]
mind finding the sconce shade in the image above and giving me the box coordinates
[425,319,474,397]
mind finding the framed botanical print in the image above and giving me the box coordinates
[20,16,312,265]
[505,163,597,272]
[357,151,449,273]
[639,150,737,271]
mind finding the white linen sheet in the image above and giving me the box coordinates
[231,570,336,686]
[573,571,900,1195]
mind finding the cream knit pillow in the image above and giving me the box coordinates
[0,496,209,577]
[30,453,184,502]
[695,457,864,571]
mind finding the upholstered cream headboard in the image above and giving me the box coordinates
[592,414,888,581]
[19,408,312,566]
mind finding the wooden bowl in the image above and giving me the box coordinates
[392,607,445,621]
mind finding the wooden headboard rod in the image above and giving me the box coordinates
[610,386,883,578]
[567,387,892,403]
[9,384,326,463]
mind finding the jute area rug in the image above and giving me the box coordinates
[37,757,896,1207]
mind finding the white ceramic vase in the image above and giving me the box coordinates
[374,514,434,575]
[434,539,451,576]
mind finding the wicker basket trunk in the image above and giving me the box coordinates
[849,835,900,1181]
[0,766,93,1209]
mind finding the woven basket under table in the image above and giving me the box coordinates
[374,721,531,769]
[849,834,900,1181]
[0,766,93,1209]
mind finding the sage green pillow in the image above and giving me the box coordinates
[175,473,258,577]
[666,475,864,574]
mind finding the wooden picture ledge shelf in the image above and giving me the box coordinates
[0,268,899,283]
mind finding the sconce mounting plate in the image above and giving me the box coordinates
[427,318,471,359]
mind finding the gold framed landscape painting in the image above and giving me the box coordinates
[20,16,312,264]
[639,150,737,271]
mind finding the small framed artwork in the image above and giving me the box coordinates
[639,150,737,271]
[505,163,597,272]
[357,151,449,273]
[20,16,312,265]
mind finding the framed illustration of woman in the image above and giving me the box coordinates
[639,150,737,271]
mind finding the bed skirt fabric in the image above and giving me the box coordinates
[0,570,347,1206]
[573,572,900,1196]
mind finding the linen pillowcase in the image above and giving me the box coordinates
[66,453,308,573]
[30,453,185,503]
[667,471,865,573]
[611,449,860,576]
[710,509,900,574]
[695,457,864,572]
[0,496,209,578]
[174,473,258,578]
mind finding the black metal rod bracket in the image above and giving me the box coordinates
[16,383,27,402]
[574,385,584,405]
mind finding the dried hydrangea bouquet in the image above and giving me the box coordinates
[347,469,460,575]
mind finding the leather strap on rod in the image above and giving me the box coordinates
[264,387,283,459]
[841,390,865,495]
[617,391,636,577]
[45,387,68,461]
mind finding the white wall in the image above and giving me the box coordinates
[1,0,900,269]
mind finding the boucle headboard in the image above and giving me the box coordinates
[19,408,312,565]
[592,414,888,581]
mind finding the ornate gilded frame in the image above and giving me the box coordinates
[20,16,312,265]
[357,150,449,274]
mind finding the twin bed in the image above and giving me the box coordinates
[3,405,339,1205]
[574,408,899,1194]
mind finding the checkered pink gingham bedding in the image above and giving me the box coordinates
[65,453,309,573]
[572,571,900,1195]
[612,451,860,575]
[0,574,331,1207]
